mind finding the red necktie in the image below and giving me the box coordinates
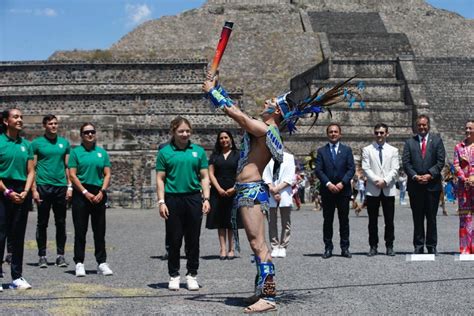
[421,137,426,158]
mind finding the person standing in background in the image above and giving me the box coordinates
[315,123,355,259]
[156,117,210,291]
[31,114,71,269]
[206,130,241,260]
[402,114,445,255]
[264,151,295,258]
[69,123,113,277]
[0,108,35,290]
[453,120,474,254]
[362,123,399,257]
[398,171,408,205]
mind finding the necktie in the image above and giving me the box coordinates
[331,144,337,162]
[421,137,426,158]
[378,145,383,164]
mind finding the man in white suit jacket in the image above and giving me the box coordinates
[362,123,399,257]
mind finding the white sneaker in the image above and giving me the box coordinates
[9,277,32,290]
[0,285,3,292]
[186,275,199,291]
[271,248,279,258]
[97,263,113,276]
[75,263,86,277]
[168,276,180,291]
[278,248,287,258]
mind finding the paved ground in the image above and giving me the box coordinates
[0,201,472,315]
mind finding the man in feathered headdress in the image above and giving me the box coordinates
[202,71,362,313]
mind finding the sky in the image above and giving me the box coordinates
[0,0,472,61]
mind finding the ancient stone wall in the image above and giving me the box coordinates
[0,60,243,208]
[414,57,474,153]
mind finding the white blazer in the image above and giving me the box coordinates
[362,142,400,197]
[263,152,295,208]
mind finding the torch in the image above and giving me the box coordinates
[209,21,234,77]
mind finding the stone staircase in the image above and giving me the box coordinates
[286,11,416,159]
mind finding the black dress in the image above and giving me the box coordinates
[206,150,243,229]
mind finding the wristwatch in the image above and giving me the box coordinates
[203,197,210,202]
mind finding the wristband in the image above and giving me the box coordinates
[158,199,165,206]
[203,197,210,202]
[67,187,73,191]
[3,189,13,197]
[81,189,88,195]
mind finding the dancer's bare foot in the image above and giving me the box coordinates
[244,299,277,314]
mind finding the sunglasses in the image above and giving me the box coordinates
[82,130,96,135]
[374,131,386,135]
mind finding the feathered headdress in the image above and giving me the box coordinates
[277,76,365,134]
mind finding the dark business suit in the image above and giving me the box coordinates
[315,143,355,251]
[402,134,445,252]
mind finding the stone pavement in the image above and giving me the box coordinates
[1,202,472,315]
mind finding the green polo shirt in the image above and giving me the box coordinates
[32,135,70,186]
[156,141,208,194]
[68,144,111,187]
[0,133,34,181]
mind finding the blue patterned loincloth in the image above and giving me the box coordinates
[232,181,270,252]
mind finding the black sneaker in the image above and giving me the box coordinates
[55,255,68,267]
[38,256,48,268]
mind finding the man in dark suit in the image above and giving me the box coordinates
[402,114,445,255]
[315,123,355,258]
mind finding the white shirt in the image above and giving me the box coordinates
[418,133,429,149]
[263,152,295,208]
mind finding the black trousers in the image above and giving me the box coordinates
[409,189,441,250]
[0,179,32,280]
[321,193,350,251]
[366,192,395,248]
[71,184,107,264]
[36,184,67,257]
[165,192,203,277]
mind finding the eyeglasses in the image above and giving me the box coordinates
[374,131,385,135]
[82,130,96,135]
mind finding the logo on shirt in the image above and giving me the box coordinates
[192,152,198,158]
[21,146,26,152]
[59,144,64,148]
[97,153,102,158]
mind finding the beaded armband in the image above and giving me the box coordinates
[208,84,234,110]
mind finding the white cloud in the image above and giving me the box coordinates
[9,8,57,17]
[9,9,33,14]
[36,8,58,17]
[125,4,152,26]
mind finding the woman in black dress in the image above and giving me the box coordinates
[206,130,241,259]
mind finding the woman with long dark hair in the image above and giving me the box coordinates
[69,123,113,277]
[156,116,210,291]
[0,108,35,290]
[206,130,241,260]
[453,120,474,254]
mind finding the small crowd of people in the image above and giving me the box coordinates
[1,110,112,292]
[0,100,472,313]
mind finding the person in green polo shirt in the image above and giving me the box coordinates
[156,116,210,291]
[0,108,35,290]
[69,123,113,278]
[31,114,71,269]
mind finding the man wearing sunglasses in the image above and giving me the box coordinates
[31,115,71,268]
[362,123,400,257]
